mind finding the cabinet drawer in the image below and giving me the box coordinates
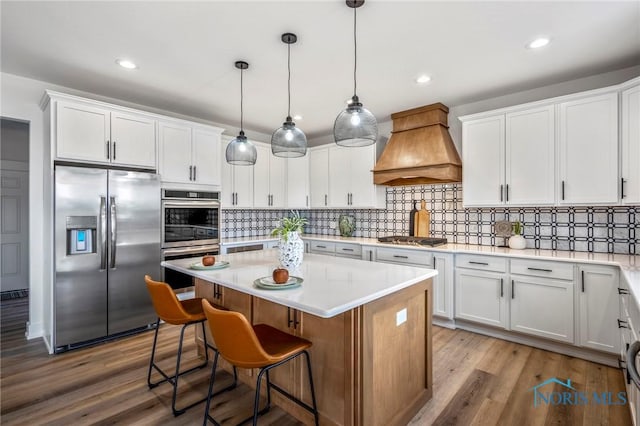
[335,243,362,257]
[510,259,574,281]
[309,240,336,254]
[456,254,506,273]
[376,247,432,267]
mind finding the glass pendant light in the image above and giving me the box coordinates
[333,0,378,147]
[271,33,307,157]
[226,61,257,165]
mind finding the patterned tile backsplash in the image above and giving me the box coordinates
[222,184,639,255]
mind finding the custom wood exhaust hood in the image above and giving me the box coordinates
[373,103,462,186]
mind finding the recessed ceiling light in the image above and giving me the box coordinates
[416,75,432,84]
[293,115,302,120]
[116,59,138,69]
[527,37,550,49]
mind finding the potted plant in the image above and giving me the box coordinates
[509,221,526,250]
[271,211,308,269]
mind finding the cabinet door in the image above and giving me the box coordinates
[269,155,287,208]
[510,276,574,343]
[559,93,618,204]
[462,115,505,206]
[433,252,454,319]
[110,111,156,168]
[505,106,555,205]
[622,84,640,204]
[309,147,329,208]
[328,145,351,207]
[287,156,310,209]
[56,101,110,163]
[455,269,507,328]
[221,137,235,207]
[233,163,254,208]
[192,128,221,186]
[253,144,271,208]
[579,265,620,353]
[348,145,377,207]
[159,122,192,184]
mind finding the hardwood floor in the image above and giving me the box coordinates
[1,298,632,425]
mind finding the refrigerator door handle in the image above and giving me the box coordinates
[99,196,108,270]
[109,196,117,269]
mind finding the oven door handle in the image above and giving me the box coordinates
[162,200,221,209]
[162,245,220,257]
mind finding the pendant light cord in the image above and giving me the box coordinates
[287,42,291,118]
[240,67,244,132]
[353,5,357,98]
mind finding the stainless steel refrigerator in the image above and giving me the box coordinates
[55,165,160,350]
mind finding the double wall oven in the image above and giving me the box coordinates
[161,189,220,291]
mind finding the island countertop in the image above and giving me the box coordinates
[162,248,437,318]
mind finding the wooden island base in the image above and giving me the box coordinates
[195,278,433,426]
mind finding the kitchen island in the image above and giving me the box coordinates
[163,249,437,426]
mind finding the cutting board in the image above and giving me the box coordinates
[414,200,430,237]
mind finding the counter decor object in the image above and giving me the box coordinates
[414,200,430,237]
[189,261,230,270]
[494,221,513,247]
[254,276,303,290]
[271,211,307,269]
[409,200,418,236]
[509,221,526,249]
[338,214,356,237]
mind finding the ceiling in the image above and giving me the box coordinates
[2,1,639,139]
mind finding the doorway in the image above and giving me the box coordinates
[1,118,29,299]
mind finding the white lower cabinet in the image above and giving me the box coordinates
[510,275,574,343]
[432,252,454,320]
[455,268,508,329]
[578,265,620,354]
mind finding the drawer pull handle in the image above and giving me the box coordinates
[469,261,489,266]
[393,255,409,259]
[342,248,354,252]
[316,245,326,249]
[619,288,630,295]
[527,267,553,272]
[618,319,629,329]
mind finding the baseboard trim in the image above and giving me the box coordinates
[433,317,456,329]
[26,321,44,339]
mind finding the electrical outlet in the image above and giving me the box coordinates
[396,308,407,326]
[329,221,337,230]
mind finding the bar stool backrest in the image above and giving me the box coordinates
[202,299,275,368]
[145,275,193,325]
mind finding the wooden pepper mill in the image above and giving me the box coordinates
[414,200,430,237]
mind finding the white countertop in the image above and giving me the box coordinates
[221,236,279,246]
[162,248,437,318]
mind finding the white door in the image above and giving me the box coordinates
[328,145,351,207]
[287,155,309,209]
[253,144,271,208]
[558,93,618,204]
[622,84,640,204]
[56,101,110,163]
[309,147,329,208]
[159,122,192,184]
[579,265,620,353]
[193,128,222,186]
[433,252,454,320]
[462,115,505,206]
[269,155,287,208]
[348,145,375,207]
[454,269,508,328]
[110,111,156,168]
[510,276,574,343]
[505,105,555,205]
[1,167,29,291]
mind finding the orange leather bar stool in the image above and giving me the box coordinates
[201,299,319,426]
[145,275,237,416]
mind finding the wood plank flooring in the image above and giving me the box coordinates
[1,297,632,425]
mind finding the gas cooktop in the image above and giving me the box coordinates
[377,236,448,247]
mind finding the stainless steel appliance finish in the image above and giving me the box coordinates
[162,189,220,249]
[378,236,448,247]
[161,244,219,290]
[55,166,160,350]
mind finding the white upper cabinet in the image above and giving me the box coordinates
[328,144,384,208]
[221,136,254,208]
[461,105,555,207]
[558,92,618,204]
[56,101,156,168]
[461,115,504,206]
[159,121,223,187]
[309,147,329,208]
[505,105,555,205]
[253,143,286,208]
[287,155,310,209]
[622,81,640,204]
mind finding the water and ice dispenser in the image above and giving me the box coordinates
[66,216,97,255]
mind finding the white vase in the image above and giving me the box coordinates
[508,234,526,250]
[279,231,304,270]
